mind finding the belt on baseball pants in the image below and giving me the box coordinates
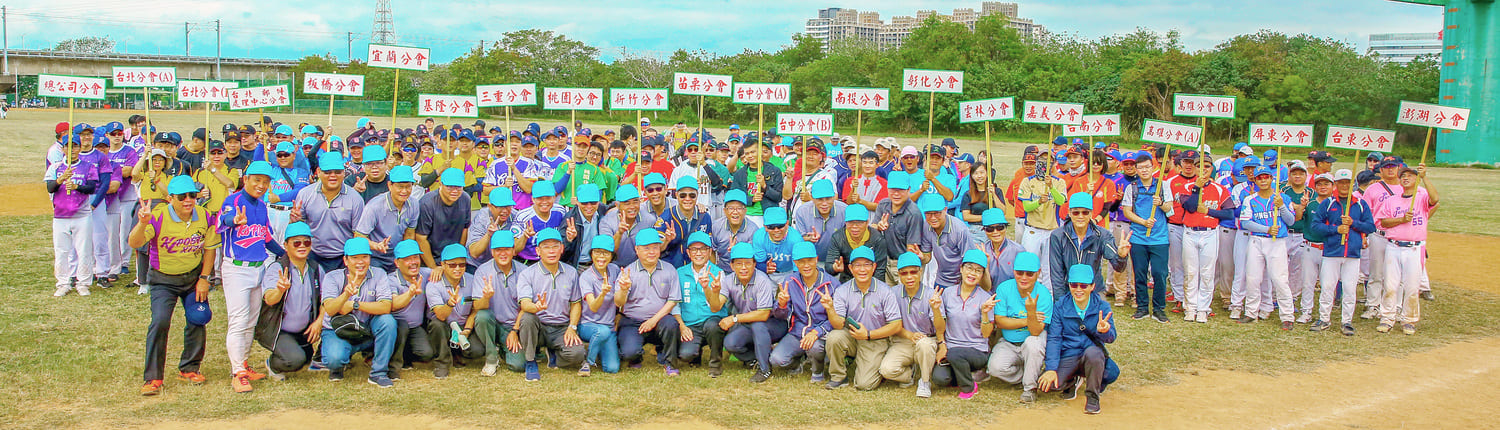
[1390,240,1423,248]
[1188,226,1215,232]
[229,259,264,268]
[1309,243,1324,249]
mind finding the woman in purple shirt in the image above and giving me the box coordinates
[931,249,999,400]
[578,235,622,375]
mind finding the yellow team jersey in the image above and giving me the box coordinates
[143,204,222,275]
[192,167,241,213]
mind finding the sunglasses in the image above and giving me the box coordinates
[276,152,293,158]
[984,225,1007,232]
[1069,210,1092,216]
[766,224,787,230]
[677,192,697,199]
[1069,283,1093,290]
[288,239,311,248]
[1015,270,1038,277]
[645,186,665,193]
[444,262,467,268]
[173,193,198,201]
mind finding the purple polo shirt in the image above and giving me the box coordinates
[474,260,526,326]
[45,159,97,218]
[619,260,682,321]
[939,286,994,353]
[516,262,582,325]
[724,271,776,314]
[578,264,620,325]
[264,260,318,332]
[388,268,430,328]
[319,267,393,329]
[831,279,902,333]
[895,283,937,336]
[424,273,482,324]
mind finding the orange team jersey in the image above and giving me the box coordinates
[1006,169,1031,218]
[1068,176,1118,227]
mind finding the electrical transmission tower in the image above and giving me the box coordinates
[371,0,396,44]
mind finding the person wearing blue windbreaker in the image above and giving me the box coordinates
[769,241,836,383]
[1309,169,1377,335]
[657,176,715,268]
[265,142,311,205]
[1037,264,1118,415]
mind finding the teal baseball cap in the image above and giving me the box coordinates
[317,152,345,171]
[616,184,641,201]
[576,183,602,204]
[534,227,564,245]
[393,239,422,259]
[489,188,516,207]
[764,206,789,226]
[440,243,467,261]
[686,231,712,248]
[490,230,516,249]
[284,221,312,239]
[301,136,319,148]
[166,175,198,195]
[982,208,1009,226]
[440,168,465,187]
[245,161,276,177]
[962,248,988,268]
[917,194,945,213]
[791,241,818,261]
[388,165,415,183]
[845,204,869,223]
[729,243,755,260]
[810,179,836,199]
[897,252,921,270]
[643,173,667,188]
[887,171,908,191]
[343,237,372,256]
[850,246,875,263]
[363,145,387,164]
[1068,192,1093,210]
[301,125,319,135]
[274,141,296,155]
[531,180,556,199]
[634,230,662,247]
[1014,252,1040,272]
[590,235,615,253]
[1068,264,1095,285]
[725,189,748,206]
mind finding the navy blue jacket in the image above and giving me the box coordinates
[1309,196,1377,258]
[1046,295,1120,386]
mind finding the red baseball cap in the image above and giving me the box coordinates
[55,122,70,135]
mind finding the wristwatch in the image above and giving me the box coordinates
[568,324,578,331]
[198,275,210,281]
[352,301,361,311]
[732,315,739,324]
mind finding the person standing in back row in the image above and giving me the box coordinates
[1119,152,1173,323]
[1375,166,1438,336]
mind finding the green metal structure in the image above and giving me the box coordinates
[1396,0,1495,164]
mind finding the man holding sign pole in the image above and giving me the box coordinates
[1119,152,1173,323]
[1236,167,1297,329]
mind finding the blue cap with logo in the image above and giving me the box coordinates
[393,239,422,259]
[184,293,213,326]
[275,124,294,136]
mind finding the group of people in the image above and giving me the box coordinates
[43,113,1436,415]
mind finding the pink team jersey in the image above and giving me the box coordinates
[1375,188,1430,242]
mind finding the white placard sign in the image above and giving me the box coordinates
[609,88,670,111]
[367,43,431,71]
[1140,119,1203,148]
[830,87,890,111]
[1396,100,1470,131]
[38,74,107,100]
[1173,94,1236,119]
[1063,114,1123,137]
[673,72,733,97]
[776,113,835,136]
[1022,100,1085,126]
[1248,123,1315,148]
[417,94,479,118]
[111,67,177,88]
[227,85,290,110]
[476,83,538,107]
[958,97,1015,123]
[902,69,963,93]
[1325,125,1396,152]
[302,73,365,97]
[543,88,605,111]
[732,83,791,105]
[176,80,238,103]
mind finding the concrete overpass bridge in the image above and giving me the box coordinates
[1,49,300,96]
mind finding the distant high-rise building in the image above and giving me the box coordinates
[803,2,1047,51]
[1368,32,1442,63]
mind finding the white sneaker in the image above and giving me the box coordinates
[1229,309,1241,319]
[1196,311,1209,323]
[1360,307,1378,320]
[482,363,498,377]
[54,284,70,297]
[1182,309,1196,322]
[1296,312,1313,324]
[76,285,91,296]
[137,284,148,295]
[916,380,932,398]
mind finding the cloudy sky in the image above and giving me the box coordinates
[2,0,1444,62]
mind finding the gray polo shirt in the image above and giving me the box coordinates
[474,260,526,326]
[710,210,759,269]
[895,282,936,336]
[319,267,392,329]
[619,259,681,321]
[578,263,620,325]
[920,214,974,287]
[424,273,482,324]
[295,184,366,258]
[467,207,522,267]
[793,200,847,251]
[599,207,658,267]
[724,270,776,315]
[939,286,994,353]
[831,279,902,333]
[517,262,582,326]
[262,260,317,333]
[355,191,418,268]
[387,268,430,328]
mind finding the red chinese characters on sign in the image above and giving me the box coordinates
[776,113,835,136]
[542,88,604,111]
[901,69,964,94]
[366,44,431,71]
[176,80,237,103]
[1248,123,1314,148]
[1396,100,1470,131]
[38,74,107,100]
[830,87,890,111]
[1172,94,1236,119]
[1062,114,1122,137]
[957,97,1015,124]
[1021,101,1085,126]
[302,72,365,97]
[227,85,290,110]
[608,88,669,111]
[732,83,791,105]
[111,67,177,88]
[1140,119,1203,148]
[673,73,734,97]
[476,84,538,108]
[417,95,479,118]
[1324,126,1395,152]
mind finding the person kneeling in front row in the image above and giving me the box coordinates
[319,237,399,387]
[1037,264,1119,414]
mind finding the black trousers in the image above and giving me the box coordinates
[931,346,989,394]
[142,278,206,382]
[429,318,483,368]
[267,330,315,373]
[678,316,726,368]
[392,320,437,370]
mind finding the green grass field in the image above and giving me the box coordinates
[2,108,1499,428]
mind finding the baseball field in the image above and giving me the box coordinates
[2,108,1498,429]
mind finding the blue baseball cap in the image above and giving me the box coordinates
[274,141,296,155]
[791,242,818,261]
[1068,192,1093,210]
[301,125,319,135]
[810,179,836,199]
[886,171,908,192]
[440,243,467,261]
[394,239,422,259]
[729,243,755,261]
[729,124,740,130]
[317,152,345,171]
[284,221,312,239]
[357,117,370,129]
[850,246,875,263]
[1068,264,1095,285]
[363,145,387,163]
[724,189,748,206]
[488,188,515,207]
[301,136,320,148]
[917,194,946,213]
[521,136,539,146]
[534,228,564,245]
[1014,252,1041,272]
[962,248,988,268]
[845,204,869,222]
[166,176,197,195]
[440,168,465,187]
[531,180,556,199]
[343,237,372,256]
[576,183,602,204]
[1254,166,1275,178]
[388,165,415,183]
[590,235,616,253]
[246,161,276,177]
[897,252,922,270]
[634,230,663,247]
[1262,149,1279,162]
[982,208,1009,226]
[275,124,294,136]
[764,206,788,226]
[644,173,667,188]
[686,231,712,248]
[183,293,212,326]
[616,184,641,202]
[676,175,699,191]
[490,230,516,249]
[1233,142,1248,152]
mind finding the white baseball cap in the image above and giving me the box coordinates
[639,117,650,125]
[1333,169,1353,182]
[1314,173,1334,183]
[1238,145,1254,156]
[1288,160,1308,172]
